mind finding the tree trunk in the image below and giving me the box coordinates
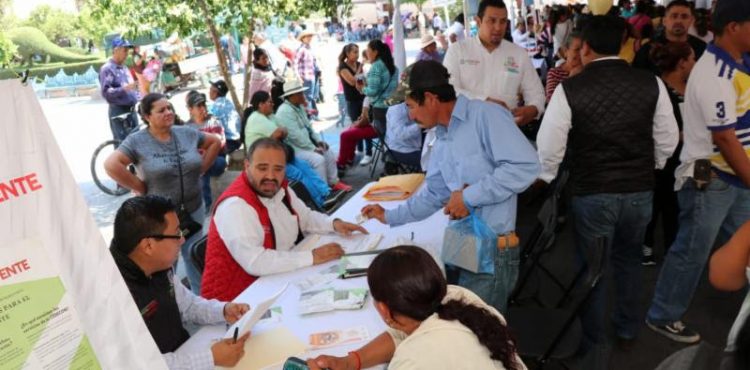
[196,0,243,117]
[241,23,255,108]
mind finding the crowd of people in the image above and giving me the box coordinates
[96,0,750,368]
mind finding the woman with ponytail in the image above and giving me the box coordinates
[307,246,525,370]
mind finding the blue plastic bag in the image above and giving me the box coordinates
[441,213,497,274]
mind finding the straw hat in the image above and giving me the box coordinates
[280,79,309,98]
[297,30,315,41]
[420,34,437,49]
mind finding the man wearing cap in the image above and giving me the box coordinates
[295,30,319,119]
[646,0,750,344]
[110,195,249,370]
[100,36,139,143]
[416,35,444,63]
[443,0,545,127]
[276,80,352,192]
[362,60,540,314]
[208,80,242,153]
[202,138,366,301]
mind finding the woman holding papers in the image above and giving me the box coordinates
[307,246,526,370]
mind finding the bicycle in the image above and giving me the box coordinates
[90,112,143,196]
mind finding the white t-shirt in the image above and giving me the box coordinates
[443,38,546,115]
[674,44,750,190]
[446,22,465,43]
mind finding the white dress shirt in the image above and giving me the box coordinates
[443,37,546,117]
[537,57,679,183]
[214,187,335,277]
[165,273,226,370]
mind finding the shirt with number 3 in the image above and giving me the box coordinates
[676,43,750,189]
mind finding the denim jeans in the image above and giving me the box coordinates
[108,105,137,143]
[572,191,653,345]
[648,178,750,326]
[200,155,227,210]
[449,246,520,315]
[179,204,206,295]
[303,79,318,114]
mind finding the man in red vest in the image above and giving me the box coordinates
[202,138,368,301]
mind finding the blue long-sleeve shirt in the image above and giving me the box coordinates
[209,96,241,141]
[99,59,138,107]
[385,103,422,154]
[385,95,540,234]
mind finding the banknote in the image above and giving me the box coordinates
[309,325,369,349]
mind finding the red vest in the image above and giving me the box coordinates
[201,173,296,301]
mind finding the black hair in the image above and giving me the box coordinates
[478,0,506,19]
[580,15,626,56]
[454,13,464,25]
[367,246,521,370]
[407,60,457,105]
[665,0,692,14]
[338,43,359,66]
[245,137,287,162]
[650,41,692,74]
[241,90,273,148]
[712,0,750,36]
[110,195,176,255]
[693,8,710,37]
[253,48,270,71]
[367,39,396,76]
[138,93,168,125]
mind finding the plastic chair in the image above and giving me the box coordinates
[189,235,208,275]
[506,236,607,369]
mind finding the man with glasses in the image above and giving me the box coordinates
[633,0,707,74]
[110,195,250,370]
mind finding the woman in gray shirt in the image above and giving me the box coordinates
[105,93,221,294]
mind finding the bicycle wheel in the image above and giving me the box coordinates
[91,140,129,196]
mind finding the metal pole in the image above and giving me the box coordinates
[463,0,470,38]
[393,0,406,70]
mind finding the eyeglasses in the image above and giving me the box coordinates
[143,229,184,240]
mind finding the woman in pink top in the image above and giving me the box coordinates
[247,48,276,104]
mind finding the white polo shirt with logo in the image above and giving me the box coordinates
[443,37,546,116]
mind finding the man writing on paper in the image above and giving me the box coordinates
[362,61,540,314]
[110,195,250,370]
[202,138,368,302]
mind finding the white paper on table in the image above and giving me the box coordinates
[224,283,288,339]
[295,233,383,254]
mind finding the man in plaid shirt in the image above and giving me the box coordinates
[295,30,319,119]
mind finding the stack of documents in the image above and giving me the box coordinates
[363,173,425,201]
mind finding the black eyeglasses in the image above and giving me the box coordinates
[143,230,184,240]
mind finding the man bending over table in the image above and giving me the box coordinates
[201,138,368,302]
[362,61,540,314]
[110,195,249,370]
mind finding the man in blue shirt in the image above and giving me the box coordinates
[208,80,242,153]
[99,36,139,142]
[362,61,540,313]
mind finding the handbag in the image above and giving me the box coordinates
[172,133,202,240]
[441,212,497,274]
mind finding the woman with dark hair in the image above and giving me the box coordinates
[244,91,335,209]
[104,93,222,294]
[307,246,525,370]
[247,48,275,101]
[357,39,398,138]
[337,43,373,165]
[642,41,695,266]
[628,0,652,38]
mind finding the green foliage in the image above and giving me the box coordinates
[8,27,99,64]
[24,5,78,43]
[0,58,106,80]
[0,31,16,67]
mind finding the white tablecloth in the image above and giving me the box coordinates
[177,182,449,369]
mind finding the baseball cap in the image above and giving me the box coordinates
[111,36,134,49]
[186,91,207,107]
[712,0,750,32]
[210,80,229,97]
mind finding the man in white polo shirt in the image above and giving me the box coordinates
[443,0,545,127]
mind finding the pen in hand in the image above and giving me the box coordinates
[233,327,239,344]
